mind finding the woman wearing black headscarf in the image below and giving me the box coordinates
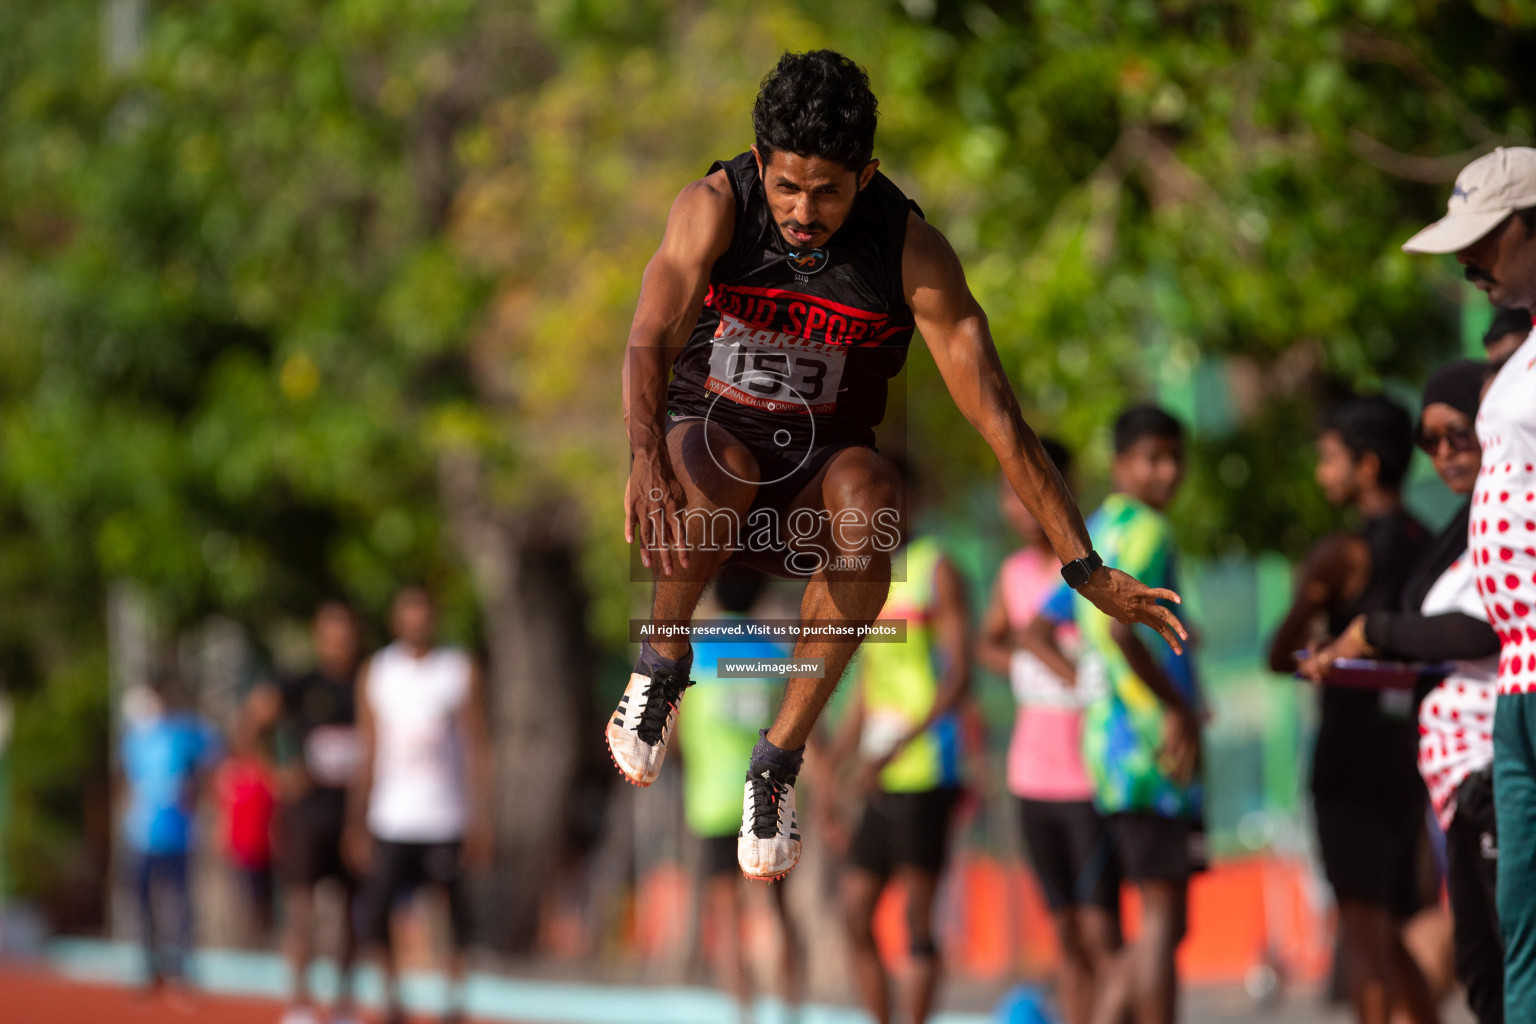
[1302,360,1504,1023]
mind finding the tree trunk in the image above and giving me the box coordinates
[438,452,598,952]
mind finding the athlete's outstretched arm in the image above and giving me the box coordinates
[622,172,736,575]
[902,213,1187,653]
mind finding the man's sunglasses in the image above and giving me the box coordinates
[1418,425,1479,456]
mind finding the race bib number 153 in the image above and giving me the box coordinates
[705,316,846,414]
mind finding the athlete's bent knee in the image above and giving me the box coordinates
[823,461,903,554]
[827,458,901,516]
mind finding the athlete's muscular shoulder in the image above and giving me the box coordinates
[899,211,983,325]
[654,169,736,270]
[627,171,736,355]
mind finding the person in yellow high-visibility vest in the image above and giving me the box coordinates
[824,531,970,1024]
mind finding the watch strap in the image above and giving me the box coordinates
[1061,550,1104,590]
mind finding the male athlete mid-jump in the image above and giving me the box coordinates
[610,50,1186,880]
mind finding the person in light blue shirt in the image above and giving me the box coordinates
[119,674,221,987]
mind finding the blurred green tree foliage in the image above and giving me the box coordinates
[1,0,1532,929]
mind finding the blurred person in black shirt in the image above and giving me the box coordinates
[1269,396,1437,1024]
[243,601,364,1024]
[1300,362,1504,1022]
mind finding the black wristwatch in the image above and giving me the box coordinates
[1060,550,1104,590]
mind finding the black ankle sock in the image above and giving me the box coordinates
[636,638,693,680]
[749,730,804,782]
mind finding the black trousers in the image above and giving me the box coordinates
[1447,769,1503,1024]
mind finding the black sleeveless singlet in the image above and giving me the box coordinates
[667,152,922,463]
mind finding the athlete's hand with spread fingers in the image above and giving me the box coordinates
[624,450,691,576]
[1077,565,1188,655]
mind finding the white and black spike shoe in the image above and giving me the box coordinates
[738,767,801,881]
[605,666,692,787]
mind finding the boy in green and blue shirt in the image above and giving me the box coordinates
[1025,405,1202,1024]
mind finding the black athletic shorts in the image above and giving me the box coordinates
[666,413,872,517]
[849,788,961,877]
[1018,798,1121,912]
[1110,812,1207,883]
[356,839,471,948]
[1313,797,1426,919]
[277,788,354,889]
[700,834,740,878]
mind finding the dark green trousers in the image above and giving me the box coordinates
[1494,693,1536,1022]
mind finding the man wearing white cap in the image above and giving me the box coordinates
[1405,145,1536,1022]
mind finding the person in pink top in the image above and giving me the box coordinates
[979,437,1121,1024]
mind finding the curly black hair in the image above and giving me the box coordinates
[753,50,878,171]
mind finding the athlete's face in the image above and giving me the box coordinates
[1458,214,1536,313]
[1113,436,1184,512]
[1315,430,1366,507]
[1420,403,1482,496]
[753,146,879,250]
